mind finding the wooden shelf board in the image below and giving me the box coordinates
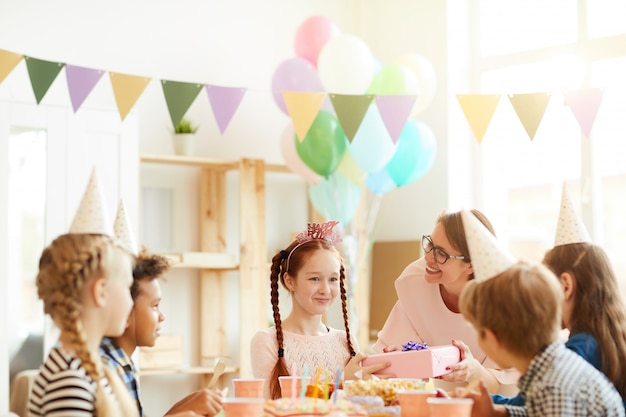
[139,365,238,376]
[162,252,238,270]
[140,154,290,173]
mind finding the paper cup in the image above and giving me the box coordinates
[397,390,437,417]
[426,397,474,417]
[232,378,266,398]
[222,398,265,417]
[278,376,311,398]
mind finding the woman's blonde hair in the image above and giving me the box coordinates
[459,261,563,357]
[37,233,138,416]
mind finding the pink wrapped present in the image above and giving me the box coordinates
[361,345,461,379]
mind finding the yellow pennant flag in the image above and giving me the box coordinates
[0,49,23,84]
[456,94,501,143]
[508,93,552,141]
[282,91,326,142]
[109,72,151,121]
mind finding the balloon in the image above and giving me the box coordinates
[385,120,437,186]
[271,58,326,115]
[348,104,397,173]
[309,171,362,225]
[366,169,396,196]
[318,34,375,94]
[294,16,341,67]
[337,151,368,186]
[279,123,323,184]
[394,54,437,117]
[295,111,347,177]
[367,63,419,95]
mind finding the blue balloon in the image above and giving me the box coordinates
[308,171,362,225]
[366,169,397,196]
[385,120,436,186]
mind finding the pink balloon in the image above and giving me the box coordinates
[280,124,322,184]
[294,16,341,67]
[271,58,325,115]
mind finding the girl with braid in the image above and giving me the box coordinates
[250,221,389,399]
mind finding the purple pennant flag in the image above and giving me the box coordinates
[375,95,417,144]
[205,84,247,134]
[66,65,105,112]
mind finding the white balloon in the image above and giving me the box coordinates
[394,53,437,116]
[318,34,375,94]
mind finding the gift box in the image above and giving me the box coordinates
[361,345,460,379]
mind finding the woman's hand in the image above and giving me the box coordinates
[344,352,394,380]
[440,339,483,383]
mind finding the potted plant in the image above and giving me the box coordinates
[172,118,198,156]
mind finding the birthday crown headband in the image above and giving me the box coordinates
[283,220,342,271]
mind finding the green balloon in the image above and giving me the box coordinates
[295,111,347,177]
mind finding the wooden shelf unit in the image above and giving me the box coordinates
[139,154,286,382]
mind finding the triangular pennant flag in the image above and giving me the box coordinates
[461,210,516,282]
[330,94,374,143]
[161,79,203,128]
[554,184,591,246]
[109,72,151,121]
[508,92,551,141]
[66,65,105,113]
[113,199,138,255]
[0,49,24,84]
[283,91,326,142]
[25,56,65,104]
[69,168,113,236]
[563,88,605,139]
[205,84,247,134]
[374,95,417,144]
[456,94,501,144]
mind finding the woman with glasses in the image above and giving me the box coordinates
[372,209,519,395]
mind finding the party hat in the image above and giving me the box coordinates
[113,199,138,255]
[461,210,516,282]
[68,168,113,235]
[554,184,591,246]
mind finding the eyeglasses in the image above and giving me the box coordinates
[422,235,467,265]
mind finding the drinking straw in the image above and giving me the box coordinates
[300,364,309,401]
[333,368,341,404]
[323,369,329,400]
[313,366,321,398]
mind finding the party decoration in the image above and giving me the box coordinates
[337,151,368,186]
[66,65,105,113]
[25,56,65,104]
[375,95,417,144]
[271,58,326,115]
[294,16,341,67]
[329,94,374,142]
[394,53,437,117]
[295,111,347,177]
[69,168,113,236]
[283,91,327,141]
[309,171,361,225]
[366,168,397,196]
[456,94,501,143]
[385,120,436,186]
[348,104,396,173]
[279,123,322,184]
[0,49,23,84]
[113,198,138,255]
[318,34,375,94]
[206,85,247,134]
[554,183,591,246]
[564,88,605,139]
[508,92,552,141]
[161,79,203,128]
[109,72,151,121]
[367,63,419,95]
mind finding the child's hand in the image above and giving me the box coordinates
[165,388,223,417]
[345,352,394,380]
[463,381,497,417]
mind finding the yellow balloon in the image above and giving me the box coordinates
[338,151,367,186]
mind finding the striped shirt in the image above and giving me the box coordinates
[28,346,112,417]
[506,342,625,417]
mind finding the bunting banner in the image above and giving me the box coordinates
[206,85,247,134]
[563,88,605,139]
[25,56,65,104]
[456,94,501,143]
[66,65,105,113]
[161,80,203,128]
[0,49,23,84]
[374,95,417,144]
[330,94,373,142]
[508,92,552,141]
[283,91,326,141]
[109,72,151,121]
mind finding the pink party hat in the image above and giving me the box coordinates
[68,168,113,235]
[554,184,591,246]
[461,210,516,282]
[113,199,138,255]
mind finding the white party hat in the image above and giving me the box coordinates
[461,210,516,282]
[68,168,113,235]
[554,184,591,246]
[113,199,138,255]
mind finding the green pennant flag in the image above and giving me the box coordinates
[329,94,374,142]
[25,56,65,104]
[161,80,203,128]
